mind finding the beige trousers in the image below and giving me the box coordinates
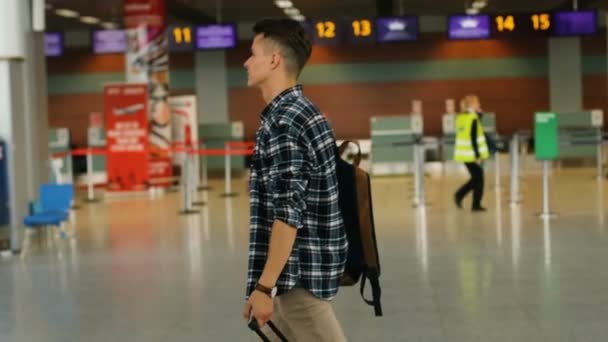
[261,287,347,342]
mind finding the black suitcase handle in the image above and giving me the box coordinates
[248,319,288,342]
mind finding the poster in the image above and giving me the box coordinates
[104,84,149,191]
[124,0,172,184]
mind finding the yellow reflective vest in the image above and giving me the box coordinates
[454,112,490,162]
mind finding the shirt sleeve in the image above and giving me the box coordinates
[267,121,311,230]
[471,119,480,159]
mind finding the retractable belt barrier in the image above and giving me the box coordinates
[50,142,255,210]
[374,138,426,208]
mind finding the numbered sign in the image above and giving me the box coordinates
[168,25,194,51]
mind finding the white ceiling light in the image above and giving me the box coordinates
[472,0,487,9]
[55,8,79,18]
[274,0,293,9]
[284,7,300,16]
[80,16,101,24]
[465,8,479,15]
[291,14,306,22]
[102,22,118,29]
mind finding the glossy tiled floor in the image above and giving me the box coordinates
[1,167,607,341]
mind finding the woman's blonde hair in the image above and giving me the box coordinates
[460,94,480,112]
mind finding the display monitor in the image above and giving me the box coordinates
[195,24,237,50]
[553,10,597,36]
[44,32,64,57]
[376,16,418,42]
[448,15,491,40]
[93,29,127,54]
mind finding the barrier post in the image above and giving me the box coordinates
[597,135,603,180]
[198,142,211,191]
[534,112,558,219]
[179,148,199,215]
[418,143,426,207]
[66,150,74,185]
[494,151,501,190]
[84,149,99,203]
[539,160,556,219]
[510,134,521,206]
[412,141,421,207]
[191,147,206,206]
[221,143,238,197]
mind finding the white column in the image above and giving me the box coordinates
[549,37,582,112]
[195,50,229,124]
[0,0,31,252]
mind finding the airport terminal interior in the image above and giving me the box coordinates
[1,0,608,341]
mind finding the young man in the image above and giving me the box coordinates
[242,19,348,341]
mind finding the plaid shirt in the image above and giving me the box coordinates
[246,85,348,301]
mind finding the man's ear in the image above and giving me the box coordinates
[270,52,282,71]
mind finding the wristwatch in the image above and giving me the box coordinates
[255,283,275,298]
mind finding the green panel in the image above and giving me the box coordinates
[93,156,107,172]
[555,112,594,128]
[50,55,608,95]
[198,122,245,172]
[371,115,420,163]
[582,55,607,75]
[199,123,235,138]
[229,57,549,87]
[371,116,411,132]
[534,112,558,160]
[372,146,415,163]
[558,146,597,158]
[442,143,455,162]
[480,113,496,133]
[88,127,107,173]
[558,129,601,158]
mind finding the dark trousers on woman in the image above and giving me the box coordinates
[455,162,484,209]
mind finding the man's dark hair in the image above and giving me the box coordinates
[253,19,312,77]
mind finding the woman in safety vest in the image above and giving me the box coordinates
[453,95,490,212]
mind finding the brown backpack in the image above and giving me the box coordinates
[336,141,383,317]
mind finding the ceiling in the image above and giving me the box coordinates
[45,0,605,30]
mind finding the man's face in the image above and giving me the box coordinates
[244,35,274,88]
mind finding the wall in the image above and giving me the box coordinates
[47,32,607,146]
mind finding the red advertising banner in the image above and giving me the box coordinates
[124,0,166,29]
[124,0,172,186]
[104,84,149,192]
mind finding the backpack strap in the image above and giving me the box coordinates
[360,272,383,317]
[338,141,362,167]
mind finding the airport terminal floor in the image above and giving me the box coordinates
[1,167,607,342]
[2,1,608,341]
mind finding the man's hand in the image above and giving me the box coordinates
[243,290,273,328]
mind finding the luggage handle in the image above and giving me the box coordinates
[338,140,362,167]
[248,318,289,342]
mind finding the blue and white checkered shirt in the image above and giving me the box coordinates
[246,85,348,301]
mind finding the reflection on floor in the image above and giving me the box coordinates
[0,168,607,341]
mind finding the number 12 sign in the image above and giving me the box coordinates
[312,20,341,45]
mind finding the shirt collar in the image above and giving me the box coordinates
[260,85,303,121]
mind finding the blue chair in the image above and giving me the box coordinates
[23,184,73,235]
